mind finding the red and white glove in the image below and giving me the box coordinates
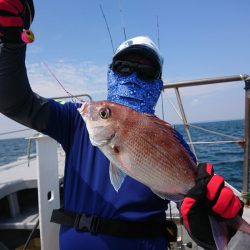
[0,0,34,43]
[180,163,243,249]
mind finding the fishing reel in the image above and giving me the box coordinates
[21,29,35,44]
[21,0,35,44]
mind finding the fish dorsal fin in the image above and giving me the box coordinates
[109,162,127,192]
[144,113,174,134]
[145,113,196,164]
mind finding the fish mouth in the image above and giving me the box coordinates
[78,101,116,147]
[77,101,90,120]
[89,132,115,147]
[89,137,109,147]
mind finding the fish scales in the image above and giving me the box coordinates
[122,136,171,190]
[122,128,190,192]
[79,100,250,248]
[124,113,195,192]
[79,100,197,197]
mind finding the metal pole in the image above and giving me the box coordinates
[243,78,250,205]
[174,88,198,160]
[52,93,92,101]
[163,74,249,89]
[36,135,60,250]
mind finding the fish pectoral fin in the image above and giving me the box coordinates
[151,189,184,202]
[151,189,166,200]
[109,162,126,192]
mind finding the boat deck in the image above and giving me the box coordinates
[1,146,250,249]
[166,198,250,249]
[0,148,65,230]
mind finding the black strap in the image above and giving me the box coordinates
[51,208,166,238]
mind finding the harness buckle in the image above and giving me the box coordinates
[74,214,100,234]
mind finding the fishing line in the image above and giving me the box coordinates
[160,92,165,120]
[22,219,39,250]
[41,61,84,105]
[156,15,165,120]
[0,128,31,136]
[163,91,184,122]
[99,4,115,53]
[156,16,160,49]
[163,92,241,140]
[118,0,127,40]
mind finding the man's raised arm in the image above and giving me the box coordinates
[0,0,50,131]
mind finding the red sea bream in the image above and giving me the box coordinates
[78,100,250,250]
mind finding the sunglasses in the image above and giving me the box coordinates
[110,60,161,81]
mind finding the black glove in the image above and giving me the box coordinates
[0,0,34,43]
[180,163,243,249]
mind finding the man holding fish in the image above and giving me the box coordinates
[0,1,247,249]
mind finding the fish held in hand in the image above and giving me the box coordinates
[78,100,250,249]
[78,100,197,201]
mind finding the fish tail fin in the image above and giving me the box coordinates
[209,215,250,250]
[209,215,229,250]
[226,215,250,234]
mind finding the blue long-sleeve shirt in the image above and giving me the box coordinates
[44,100,169,249]
[0,44,196,250]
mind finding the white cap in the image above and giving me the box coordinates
[113,36,164,72]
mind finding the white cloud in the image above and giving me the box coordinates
[191,98,199,106]
[158,80,244,124]
[26,60,108,100]
[0,59,245,137]
[0,60,109,138]
[25,57,244,104]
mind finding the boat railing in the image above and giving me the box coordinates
[1,81,250,249]
[0,93,92,138]
[163,74,250,204]
[0,93,92,250]
[52,93,93,102]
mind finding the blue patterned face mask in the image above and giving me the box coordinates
[107,69,163,114]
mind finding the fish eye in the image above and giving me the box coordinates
[99,108,110,119]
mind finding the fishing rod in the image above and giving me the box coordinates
[156,16,160,49]
[118,0,127,41]
[42,4,114,100]
[156,15,165,120]
[99,4,115,53]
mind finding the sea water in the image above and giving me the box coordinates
[175,119,245,191]
[0,119,247,191]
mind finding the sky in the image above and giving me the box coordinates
[0,0,250,139]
